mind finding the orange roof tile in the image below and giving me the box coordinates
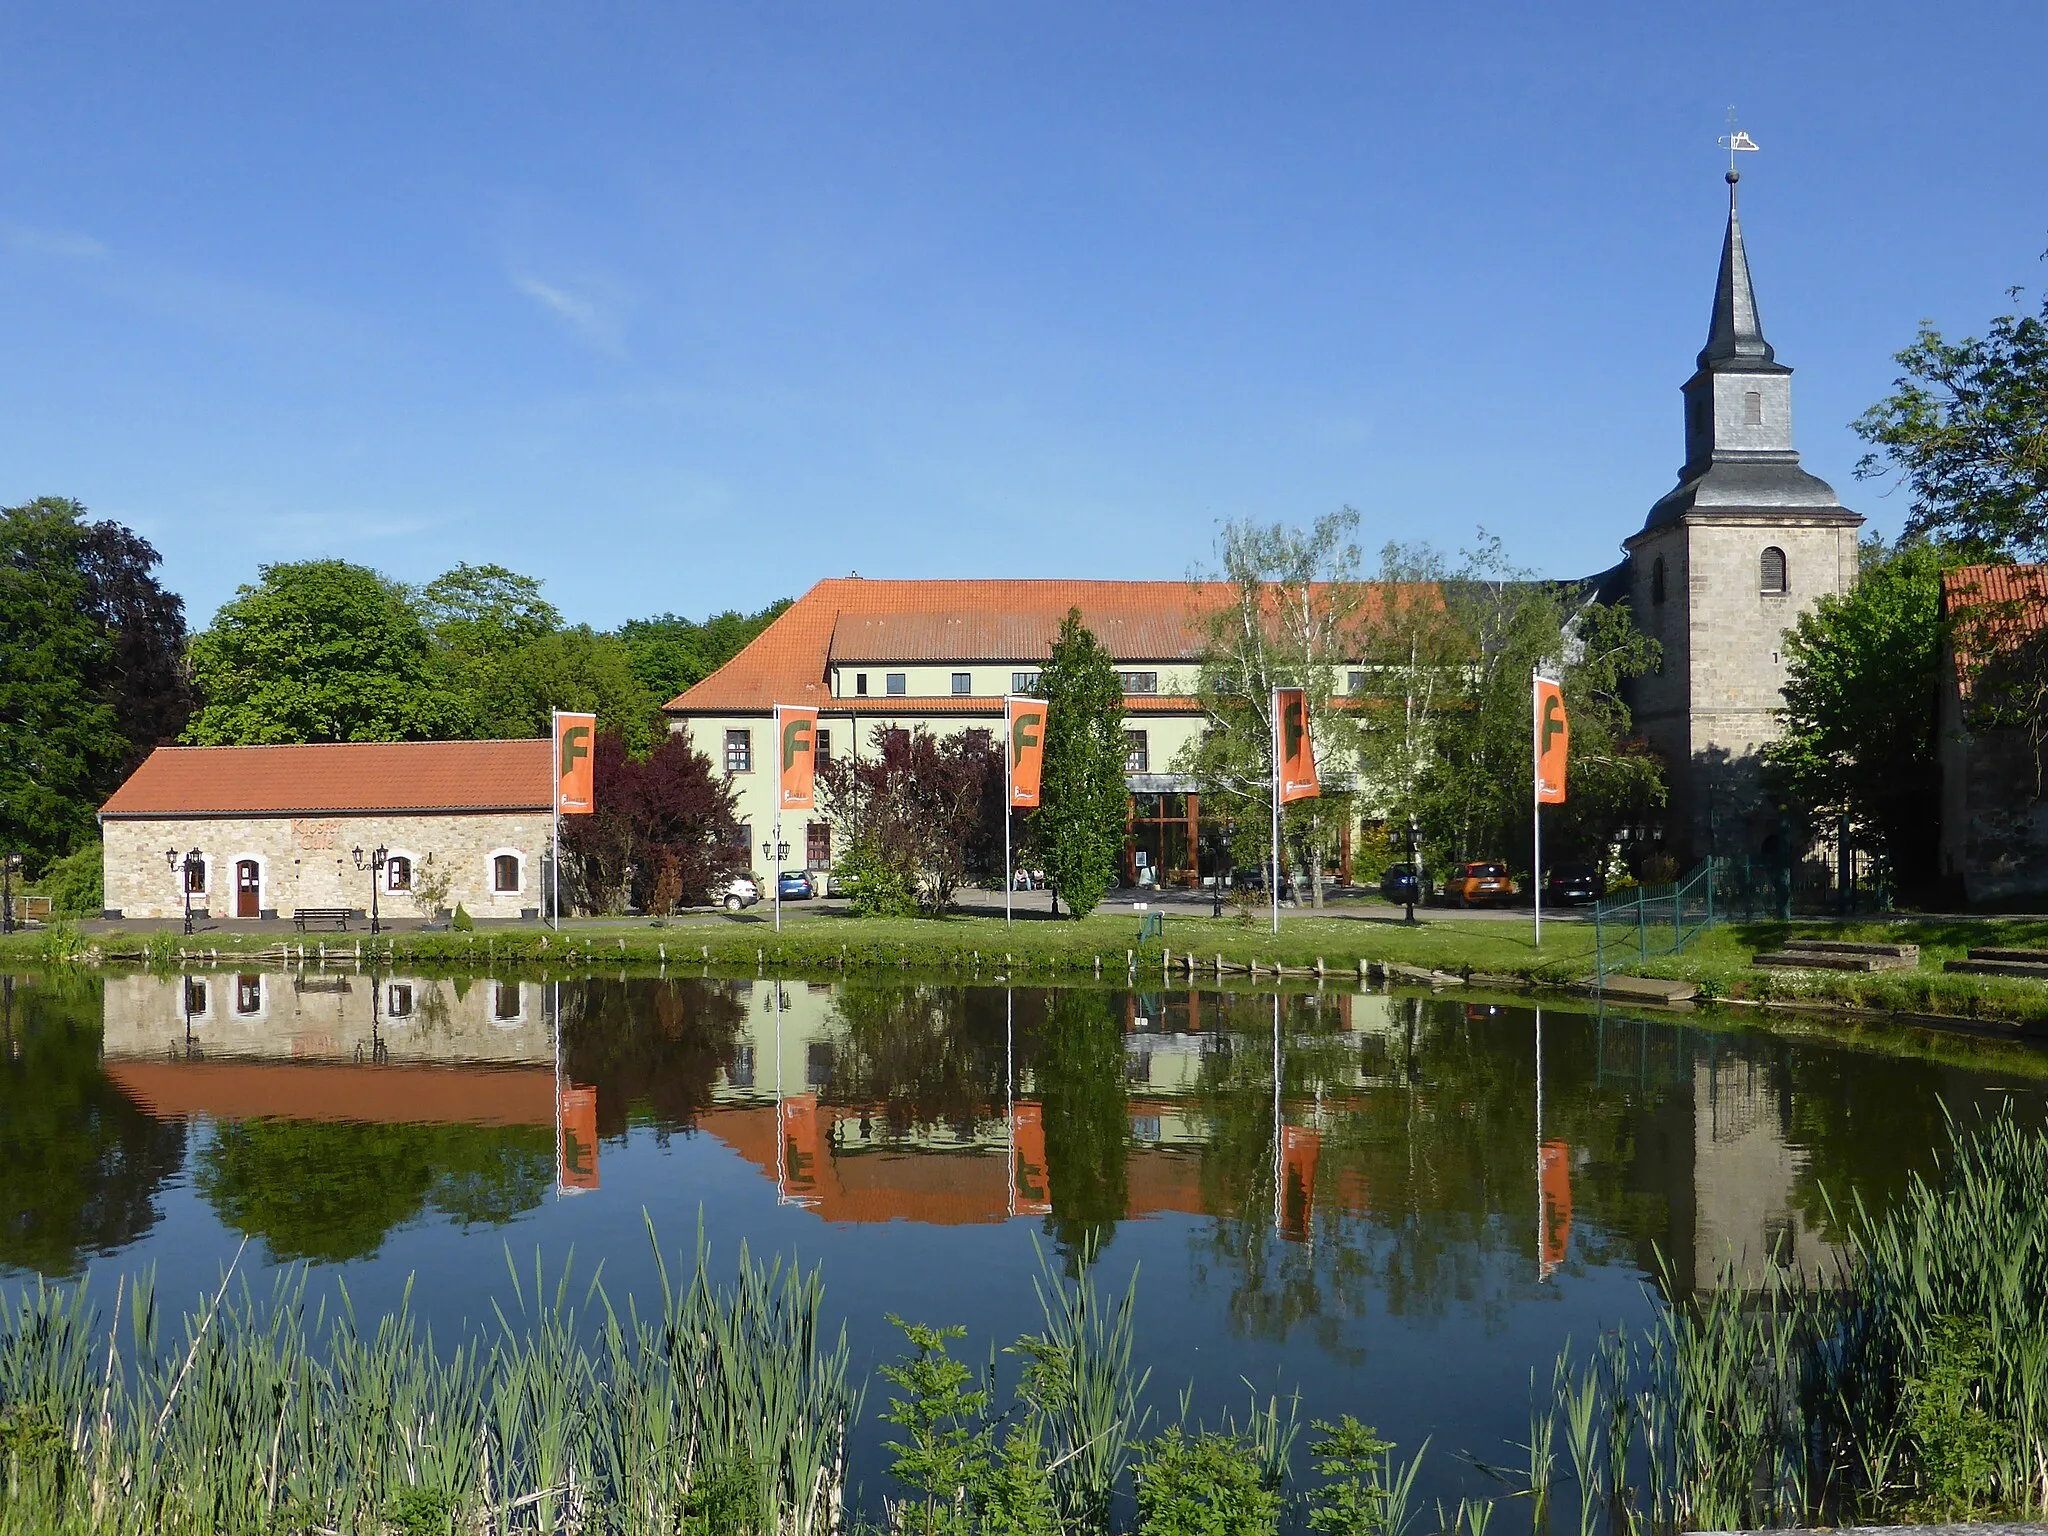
[1943,564,2048,694]
[667,578,1404,714]
[100,740,553,818]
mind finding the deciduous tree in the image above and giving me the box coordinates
[1032,610,1128,918]
[184,560,458,744]
[1766,538,1970,894]
[817,726,1002,916]
[562,731,744,914]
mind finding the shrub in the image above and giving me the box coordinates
[451,903,474,931]
[37,840,102,917]
[1134,1428,1282,1536]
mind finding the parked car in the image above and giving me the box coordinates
[777,870,814,901]
[721,875,760,912]
[1231,867,1297,901]
[1544,862,1605,906]
[1379,863,1423,905]
[1444,862,1514,908]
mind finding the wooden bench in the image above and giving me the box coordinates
[292,907,353,932]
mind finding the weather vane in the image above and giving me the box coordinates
[1718,107,1760,175]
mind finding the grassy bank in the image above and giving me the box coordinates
[8,1113,2048,1533]
[5,906,2048,1026]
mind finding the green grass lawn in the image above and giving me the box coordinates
[9,904,2048,1025]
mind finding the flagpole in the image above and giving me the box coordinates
[1532,671,1542,950]
[550,710,561,933]
[1004,696,1013,927]
[1270,687,1280,937]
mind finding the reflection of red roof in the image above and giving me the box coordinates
[103,1061,556,1126]
[666,579,1412,714]
[101,740,552,818]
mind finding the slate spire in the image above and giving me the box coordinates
[1697,170,1776,370]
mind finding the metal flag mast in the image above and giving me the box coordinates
[1269,687,1281,937]
[1531,671,1542,949]
[1004,695,1014,927]
[550,709,561,932]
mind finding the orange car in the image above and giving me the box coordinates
[1444,861,1515,908]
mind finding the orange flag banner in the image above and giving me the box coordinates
[1535,678,1569,805]
[1275,687,1320,803]
[554,712,596,816]
[776,706,818,812]
[1007,697,1046,808]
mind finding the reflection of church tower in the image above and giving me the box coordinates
[1622,169,1862,859]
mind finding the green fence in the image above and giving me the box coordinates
[1592,859,1721,983]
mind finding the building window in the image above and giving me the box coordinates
[725,729,752,773]
[807,822,832,869]
[727,1044,756,1090]
[387,983,414,1018]
[235,975,263,1016]
[493,854,521,893]
[1744,390,1763,426]
[806,1041,835,1089]
[886,672,907,696]
[884,728,908,753]
[386,856,412,892]
[814,728,832,763]
[1760,546,1788,595]
[733,823,753,859]
[1118,671,1159,695]
[1011,671,1041,694]
[1346,671,1366,695]
[855,672,868,696]
[183,856,208,895]
[952,671,972,695]
[1124,730,1150,772]
[1651,556,1666,606]
[493,982,523,1023]
[183,977,208,1016]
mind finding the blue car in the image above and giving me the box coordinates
[776,871,814,900]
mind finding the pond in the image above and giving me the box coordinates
[3,966,2044,1508]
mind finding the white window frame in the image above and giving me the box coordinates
[488,847,526,895]
[886,672,907,696]
[725,729,753,773]
[491,980,528,1027]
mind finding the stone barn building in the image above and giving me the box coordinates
[99,740,553,923]
[1939,564,2048,905]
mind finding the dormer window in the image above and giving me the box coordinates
[1760,546,1788,595]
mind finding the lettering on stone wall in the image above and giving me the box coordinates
[292,819,342,850]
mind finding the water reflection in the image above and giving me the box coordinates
[2,966,2031,1304]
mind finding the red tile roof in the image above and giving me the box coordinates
[1942,564,2048,694]
[667,578,1399,714]
[100,740,553,818]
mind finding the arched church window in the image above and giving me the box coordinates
[1744,390,1763,426]
[1760,546,1788,595]
[1651,557,1667,606]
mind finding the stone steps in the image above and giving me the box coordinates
[1754,940,1918,973]
[1943,946,2048,981]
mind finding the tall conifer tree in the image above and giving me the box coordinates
[1032,609,1127,917]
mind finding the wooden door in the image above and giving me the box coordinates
[236,860,259,918]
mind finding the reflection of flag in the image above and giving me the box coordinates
[559,1086,599,1190]
[1534,678,1568,805]
[1280,1125,1321,1240]
[1006,698,1046,809]
[1539,1139,1571,1278]
[780,1094,822,1198]
[1275,688,1319,803]
[775,705,818,812]
[554,712,597,816]
[1011,1103,1051,1216]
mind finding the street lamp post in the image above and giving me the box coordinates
[352,845,389,934]
[163,849,201,936]
[0,853,20,936]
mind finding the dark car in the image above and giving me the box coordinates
[776,871,814,900]
[1544,862,1604,906]
[1379,863,1423,905]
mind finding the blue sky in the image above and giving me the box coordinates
[3,3,2044,630]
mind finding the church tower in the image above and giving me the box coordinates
[1623,168,1862,860]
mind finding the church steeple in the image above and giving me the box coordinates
[1698,171,1777,370]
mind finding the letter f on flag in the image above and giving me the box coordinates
[1535,679,1568,804]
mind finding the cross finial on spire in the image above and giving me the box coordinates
[1718,107,1760,189]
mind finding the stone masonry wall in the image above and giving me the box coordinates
[102,811,552,921]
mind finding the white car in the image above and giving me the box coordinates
[721,875,760,912]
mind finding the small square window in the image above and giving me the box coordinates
[952,672,972,695]
[886,673,907,696]
[725,729,752,773]
[855,673,868,696]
